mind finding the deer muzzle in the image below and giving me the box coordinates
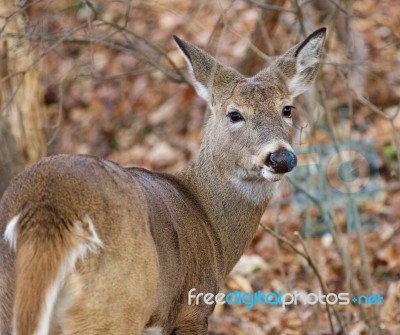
[266,148,297,174]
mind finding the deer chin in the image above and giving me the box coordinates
[260,167,284,182]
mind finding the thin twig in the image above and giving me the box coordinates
[290,0,307,37]
[260,223,348,334]
[260,223,308,259]
[296,232,346,334]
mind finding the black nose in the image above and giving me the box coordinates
[266,149,297,174]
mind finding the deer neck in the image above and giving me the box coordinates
[177,136,274,276]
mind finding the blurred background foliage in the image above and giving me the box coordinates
[0,0,400,334]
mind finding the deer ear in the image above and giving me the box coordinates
[274,28,327,98]
[173,35,218,100]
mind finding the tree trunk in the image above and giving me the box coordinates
[239,0,286,76]
[0,1,46,197]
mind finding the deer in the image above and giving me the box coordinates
[0,28,326,335]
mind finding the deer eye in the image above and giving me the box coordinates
[227,111,244,123]
[282,106,294,118]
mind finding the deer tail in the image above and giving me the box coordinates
[4,211,103,335]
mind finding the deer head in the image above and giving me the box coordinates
[174,28,326,203]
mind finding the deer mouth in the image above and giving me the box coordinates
[260,167,285,182]
[238,165,284,183]
[235,161,288,183]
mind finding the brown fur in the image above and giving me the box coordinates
[0,29,326,335]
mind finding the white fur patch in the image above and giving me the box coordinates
[260,168,283,182]
[192,78,209,101]
[230,175,276,204]
[34,259,71,335]
[75,214,104,256]
[287,75,309,98]
[4,213,20,250]
[143,327,163,335]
